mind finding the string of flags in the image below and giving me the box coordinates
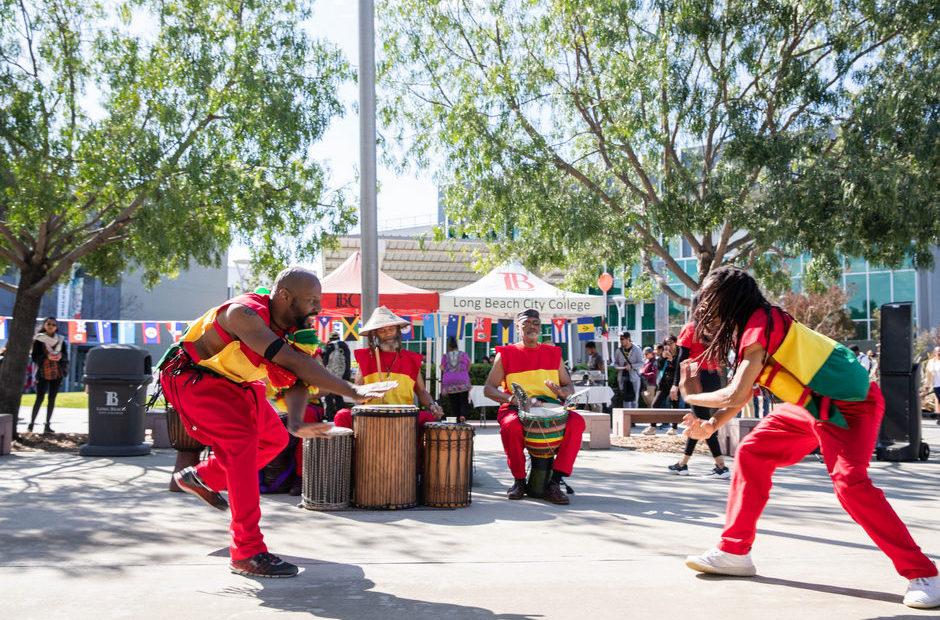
[0,313,608,346]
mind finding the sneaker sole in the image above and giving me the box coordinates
[230,566,299,579]
[685,557,756,577]
[904,599,940,610]
[676,470,690,476]
[174,473,229,511]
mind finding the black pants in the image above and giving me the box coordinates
[30,376,62,427]
[446,391,471,420]
[683,370,723,458]
[323,394,344,422]
[652,389,679,429]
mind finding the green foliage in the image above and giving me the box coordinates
[0,0,355,291]
[379,0,939,303]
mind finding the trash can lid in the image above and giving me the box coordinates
[84,344,153,381]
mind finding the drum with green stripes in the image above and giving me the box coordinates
[519,407,569,458]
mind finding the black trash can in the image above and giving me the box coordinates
[79,345,153,457]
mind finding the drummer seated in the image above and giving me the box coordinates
[484,309,584,506]
[334,306,443,429]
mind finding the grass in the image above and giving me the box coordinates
[19,392,88,409]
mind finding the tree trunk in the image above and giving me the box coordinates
[0,268,46,439]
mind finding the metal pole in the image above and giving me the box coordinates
[358,0,379,322]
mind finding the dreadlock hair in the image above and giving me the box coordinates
[694,266,772,369]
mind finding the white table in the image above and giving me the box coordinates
[469,385,614,408]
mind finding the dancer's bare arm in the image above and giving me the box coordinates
[282,383,331,438]
[681,344,765,439]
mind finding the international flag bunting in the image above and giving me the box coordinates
[142,322,161,344]
[166,322,187,343]
[401,316,414,341]
[96,321,112,344]
[497,319,515,345]
[118,321,136,344]
[445,314,465,339]
[472,317,492,343]
[576,317,595,341]
[68,320,88,344]
[422,313,440,339]
[316,316,332,343]
[551,318,568,343]
[341,316,359,341]
[0,318,6,340]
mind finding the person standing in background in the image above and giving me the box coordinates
[614,333,643,408]
[441,337,472,423]
[29,317,67,435]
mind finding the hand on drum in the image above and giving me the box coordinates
[429,401,444,419]
[544,379,566,400]
[682,412,715,440]
[290,422,333,439]
[353,380,398,403]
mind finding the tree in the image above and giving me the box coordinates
[775,286,855,341]
[0,0,355,431]
[379,0,939,298]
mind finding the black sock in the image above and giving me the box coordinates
[550,471,564,483]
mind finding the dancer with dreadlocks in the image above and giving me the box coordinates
[679,266,938,610]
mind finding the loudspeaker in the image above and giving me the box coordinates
[879,302,913,373]
[876,365,928,462]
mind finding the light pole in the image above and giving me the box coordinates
[359,0,379,323]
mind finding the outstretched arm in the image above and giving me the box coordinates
[681,344,765,439]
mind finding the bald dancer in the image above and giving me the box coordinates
[159,267,393,578]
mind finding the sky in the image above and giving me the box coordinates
[231,0,440,265]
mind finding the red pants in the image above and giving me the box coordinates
[161,364,288,561]
[293,404,324,477]
[497,406,585,478]
[719,383,937,579]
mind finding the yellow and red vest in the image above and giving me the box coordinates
[172,293,296,387]
[496,343,562,403]
[354,347,423,405]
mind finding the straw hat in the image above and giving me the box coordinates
[359,306,410,335]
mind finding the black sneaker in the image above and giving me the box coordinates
[42,425,54,436]
[667,462,690,476]
[230,552,299,578]
[173,466,229,511]
[706,466,731,480]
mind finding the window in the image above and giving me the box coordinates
[845,274,867,320]
[868,272,891,316]
[893,271,916,304]
[845,256,867,273]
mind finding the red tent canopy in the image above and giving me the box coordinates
[318,251,439,318]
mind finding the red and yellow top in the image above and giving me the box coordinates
[496,343,562,402]
[354,347,422,405]
[178,293,295,387]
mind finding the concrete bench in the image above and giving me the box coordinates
[612,408,691,437]
[717,417,762,456]
[0,414,12,455]
[576,411,610,450]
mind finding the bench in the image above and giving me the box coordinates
[576,411,611,450]
[612,408,691,437]
[717,417,762,456]
[0,414,12,455]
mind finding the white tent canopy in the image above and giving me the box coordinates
[439,261,605,319]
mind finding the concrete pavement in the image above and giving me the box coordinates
[1,418,939,619]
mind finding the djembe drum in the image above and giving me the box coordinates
[301,426,354,510]
[422,422,474,508]
[166,406,206,492]
[518,406,569,498]
[352,404,418,509]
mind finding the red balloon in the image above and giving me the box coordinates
[597,272,614,292]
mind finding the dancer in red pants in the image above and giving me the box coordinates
[159,267,392,578]
[484,309,583,505]
[679,266,938,610]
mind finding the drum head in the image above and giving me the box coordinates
[352,404,419,417]
[523,406,568,418]
[327,426,354,436]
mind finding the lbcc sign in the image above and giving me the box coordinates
[499,272,535,291]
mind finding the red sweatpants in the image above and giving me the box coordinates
[161,365,288,561]
[719,383,937,579]
[497,406,585,478]
[293,404,324,477]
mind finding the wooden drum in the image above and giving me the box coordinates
[352,404,418,509]
[165,406,207,492]
[301,426,354,511]
[422,422,474,508]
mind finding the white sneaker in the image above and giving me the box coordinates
[666,427,677,435]
[685,547,757,577]
[642,426,657,436]
[904,575,940,609]
[705,466,731,480]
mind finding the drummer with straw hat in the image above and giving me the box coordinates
[333,306,444,430]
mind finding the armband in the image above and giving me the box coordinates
[263,339,286,361]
